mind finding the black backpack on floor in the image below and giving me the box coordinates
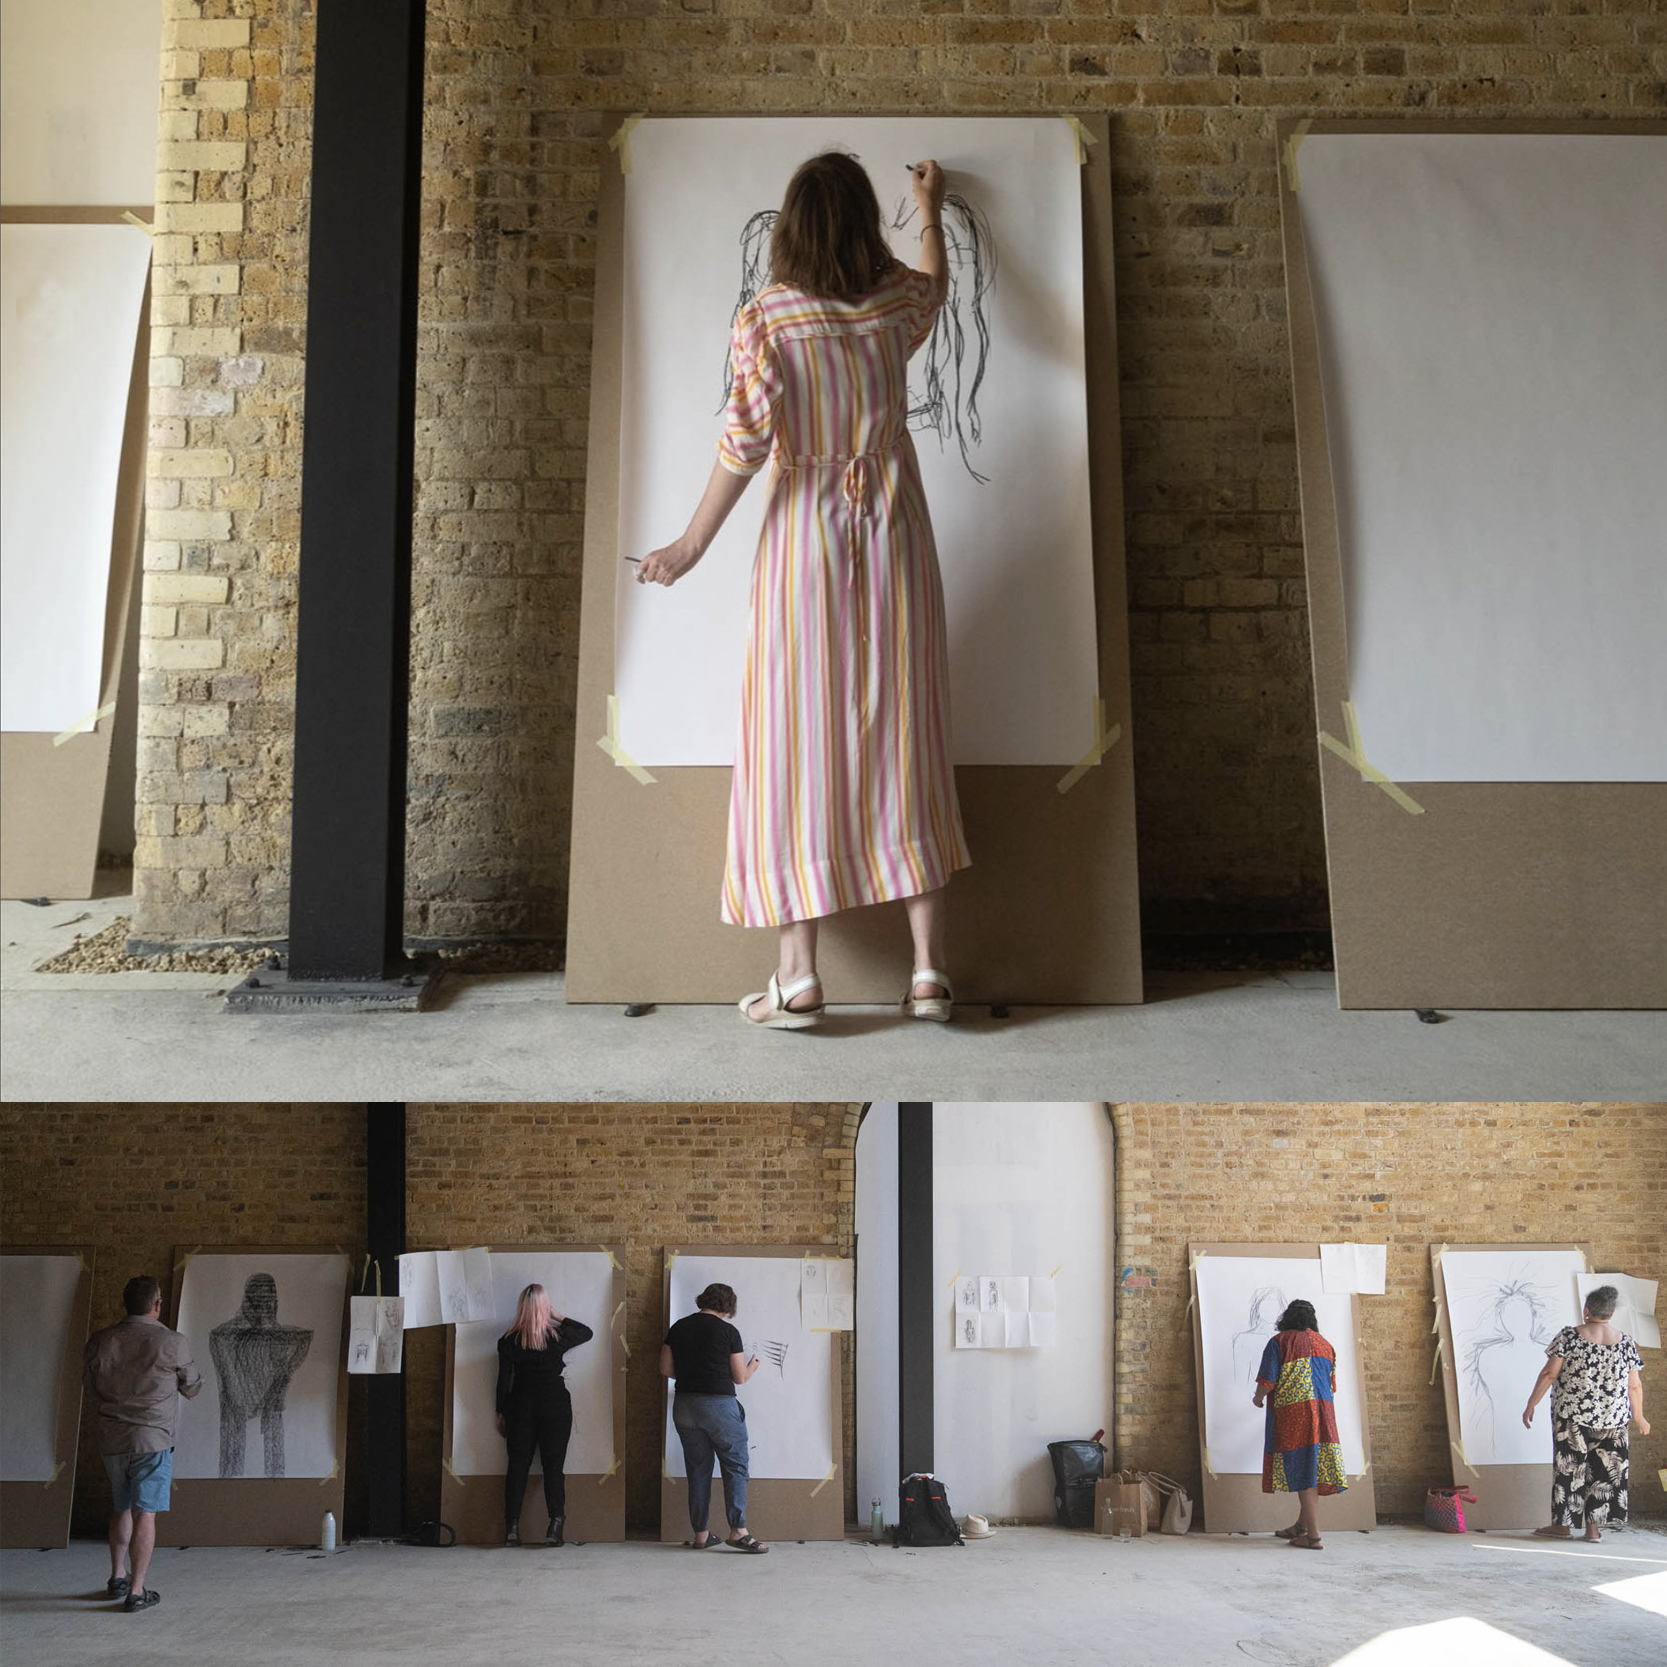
[892,1474,963,1547]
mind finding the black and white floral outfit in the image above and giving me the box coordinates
[1547,1326,1643,1529]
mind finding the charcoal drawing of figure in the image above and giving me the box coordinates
[1232,1286,1286,1385]
[209,1273,314,1478]
[720,190,996,483]
[1459,1272,1559,1459]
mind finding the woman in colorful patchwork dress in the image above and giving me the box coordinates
[1522,1283,1648,1542]
[637,152,971,1030]
[1252,1299,1348,1551]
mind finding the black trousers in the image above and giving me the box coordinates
[504,1389,573,1526]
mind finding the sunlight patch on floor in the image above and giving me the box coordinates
[1328,1616,1575,1666]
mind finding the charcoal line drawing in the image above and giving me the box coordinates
[1455,1267,1560,1456]
[961,1277,980,1310]
[756,1337,790,1378]
[983,1278,1001,1311]
[209,1273,315,1478]
[718,191,997,483]
[1231,1286,1287,1386]
[962,1316,979,1347]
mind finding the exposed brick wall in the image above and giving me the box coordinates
[1111,1103,1667,1522]
[128,3,1665,946]
[0,1105,368,1537]
[403,1104,861,1529]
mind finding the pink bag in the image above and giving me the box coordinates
[1425,1486,1476,1532]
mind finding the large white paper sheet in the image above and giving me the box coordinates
[1577,1272,1660,1351]
[174,1253,347,1480]
[0,1254,81,1481]
[1440,1248,1584,1466]
[1298,133,1667,782]
[1320,1243,1387,1296]
[1,223,151,733]
[448,1251,617,1476]
[616,115,1099,767]
[397,1251,443,1329]
[1195,1254,1367,1477]
[435,1247,495,1325]
[665,1255,833,1481]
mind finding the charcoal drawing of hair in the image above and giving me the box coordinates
[1459,1273,1559,1420]
[718,191,997,483]
[1231,1285,1287,1385]
[209,1273,315,1479]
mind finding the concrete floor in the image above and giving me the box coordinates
[3,892,1664,1102]
[1,1526,1663,1667]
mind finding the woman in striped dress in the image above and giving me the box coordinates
[637,152,971,1028]
[1252,1299,1348,1550]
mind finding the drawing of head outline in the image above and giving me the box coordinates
[238,1272,280,1327]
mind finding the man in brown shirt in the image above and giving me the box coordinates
[82,1275,201,1613]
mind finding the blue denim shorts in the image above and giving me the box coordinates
[103,1448,173,1513]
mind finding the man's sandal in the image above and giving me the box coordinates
[902,968,953,1023]
[725,1533,769,1553]
[738,972,824,1030]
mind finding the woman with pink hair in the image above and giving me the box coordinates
[494,1284,594,1547]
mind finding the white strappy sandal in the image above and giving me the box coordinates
[738,971,825,1030]
[902,968,953,1023]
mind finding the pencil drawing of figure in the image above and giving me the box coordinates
[962,1316,978,1348]
[210,1273,314,1478]
[961,1278,979,1310]
[721,188,996,483]
[1458,1271,1559,1459]
[1231,1286,1287,1385]
[984,1278,1001,1311]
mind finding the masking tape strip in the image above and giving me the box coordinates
[121,210,155,237]
[662,1456,671,1480]
[359,1254,371,1293]
[1429,1337,1444,1384]
[319,1461,338,1484]
[1060,114,1096,166]
[597,695,655,785]
[1050,1262,1064,1280]
[443,1457,466,1484]
[618,1336,631,1359]
[600,1454,619,1483]
[598,1244,621,1271]
[1580,1248,1590,1272]
[374,1259,382,1299]
[173,1245,202,1273]
[1433,1243,1449,1272]
[1056,701,1119,796]
[48,1460,65,1485]
[1451,1440,1479,1479]
[74,1251,89,1274]
[947,1267,963,1290]
[610,1300,627,1331]
[1202,1446,1216,1478]
[53,701,115,746]
[1658,1467,1665,1492]
[1318,716,1424,816]
[810,1462,838,1497]
[666,1250,679,1269]
[608,113,645,175]
[1282,118,1312,194]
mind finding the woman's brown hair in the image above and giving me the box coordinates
[770,152,897,302]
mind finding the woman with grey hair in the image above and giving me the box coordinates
[1522,1284,1648,1541]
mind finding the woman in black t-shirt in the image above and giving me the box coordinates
[659,1282,769,1552]
[496,1284,594,1547]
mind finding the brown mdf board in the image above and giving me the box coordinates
[660,1246,845,1542]
[1,205,151,900]
[159,1246,350,1547]
[1187,1243,1377,1535]
[1430,1241,1588,1531]
[441,1244,629,1544]
[1277,119,1667,1009]
[0,1245,95,1549]
[567,112,1140,1005]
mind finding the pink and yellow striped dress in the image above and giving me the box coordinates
[717,265,971,928]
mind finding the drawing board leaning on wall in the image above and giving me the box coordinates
[161,1248,350,1547]
[0,1246,94,1548]
[569,113,1141,1004]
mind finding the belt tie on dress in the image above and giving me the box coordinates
[776,436,903,529]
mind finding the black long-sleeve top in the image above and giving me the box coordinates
[495,1318,595,1415]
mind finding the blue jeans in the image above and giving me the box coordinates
[673,1393,749,1534]
[103,1449,173,1514]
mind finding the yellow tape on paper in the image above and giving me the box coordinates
[946,1267,963,1290]
[1429,1337,1443,1384]
[53,701,115,746]
[610,1300,627,1331]
[1451,1440,1478,1479]
[121,210,155,237]
[599,1454,619,1483]
[1202,1446,1216,1478]
[810,1462,838,1498]
[1282,118,1312,195]
[1318,703,1424,815]
[173,1245,202,1273]
[608,113,645,175]
[1057,700,1119,796]
[597,695,654,785]
[1050,1262,1064,1280]
[666,1251,679,1269]
[319,1461,338,1485]
[599,1245,621,1271]
[1060,115,1096,166]
[618,1336,632,1360]
[48,1460,65,1485]
[443,1457,466,1485]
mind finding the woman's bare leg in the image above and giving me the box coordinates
[904,887,948,999]
[1297,1488,1320,1543]
[748,919,820,1020]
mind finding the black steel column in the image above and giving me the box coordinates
[286,0,426,980]
[366,1104,407,1535]
[898,1102,934,1477]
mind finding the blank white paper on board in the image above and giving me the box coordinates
[1,222,151,733]
[614,116,1099,767]
[0,1254,82,1481]
[1297,133,1667,782]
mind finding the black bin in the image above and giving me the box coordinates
[1046,1439,1106,1529]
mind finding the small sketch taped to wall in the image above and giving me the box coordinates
[801,1258,855,1330]
[953,1275,1058,1349]
[347,1295,405,1376]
